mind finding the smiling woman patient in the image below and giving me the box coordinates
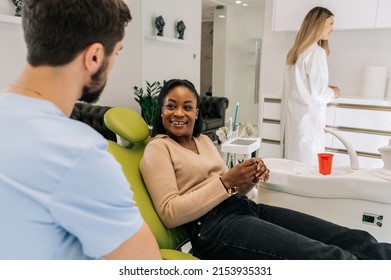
[139,79,391,260]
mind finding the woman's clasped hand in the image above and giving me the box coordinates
[220,158,269,194]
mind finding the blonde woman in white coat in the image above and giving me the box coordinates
[281,6,340,166]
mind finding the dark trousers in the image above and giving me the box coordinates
[185,194,391,260]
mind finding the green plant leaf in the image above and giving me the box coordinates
[132,80,165,125]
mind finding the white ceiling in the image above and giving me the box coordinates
[202,0,264,21]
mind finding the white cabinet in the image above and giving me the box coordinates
[259,93,391,169]
[259,95,282,158]
[324,0,377,30]
[375,0,391,28]
[273,0,391,32]
[326,102,391,168]
[272,0,324,32]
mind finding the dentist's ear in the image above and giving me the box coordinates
[83,42,104,79]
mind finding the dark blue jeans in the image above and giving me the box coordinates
[185,194,391,260]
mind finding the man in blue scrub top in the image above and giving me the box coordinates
[0,0,161,260]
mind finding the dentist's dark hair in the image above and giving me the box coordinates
[22,0,131,66]
[152,79,203,137]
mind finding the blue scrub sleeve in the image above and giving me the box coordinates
[49,141,143,258]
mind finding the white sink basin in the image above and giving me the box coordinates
[261,158,391,204]
[266,158,353,176]
[258,158,391,243]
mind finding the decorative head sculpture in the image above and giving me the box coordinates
[155,15,165,36]
[12,0,23,17]
[176,20,186,40]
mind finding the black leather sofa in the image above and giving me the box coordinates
[70,102,117,141]
[199,96,229,141]
[70,96,229,142]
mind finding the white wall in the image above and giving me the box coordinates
[0,19,26,89]
[140,0,201,92]
[99,0,202,111]
[0,1,16,15]
[98,0,142,108]
[0,0,201,115]
[259,0,391,98]
[0,1,25,89]
[213,3,265,126]
[258,0,291,96]
[226,4,265,126]
[328,30,391,97]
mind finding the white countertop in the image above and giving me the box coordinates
[331,95,391,106]
[261,92,391,107]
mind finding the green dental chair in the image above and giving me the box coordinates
[104,107,198,260]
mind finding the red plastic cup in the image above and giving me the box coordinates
[318,153,334,175]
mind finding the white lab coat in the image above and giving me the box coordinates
[281,43,334,166]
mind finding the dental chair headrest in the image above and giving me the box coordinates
[104,107,150,144]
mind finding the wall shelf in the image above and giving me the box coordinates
[0,15,21,24]
[145,35,186,45]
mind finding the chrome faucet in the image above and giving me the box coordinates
[324,127,360,170]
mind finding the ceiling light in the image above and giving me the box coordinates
[243,3,248,6]
[235,1,242,4]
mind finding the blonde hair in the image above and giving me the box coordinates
[286,7,334,65]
